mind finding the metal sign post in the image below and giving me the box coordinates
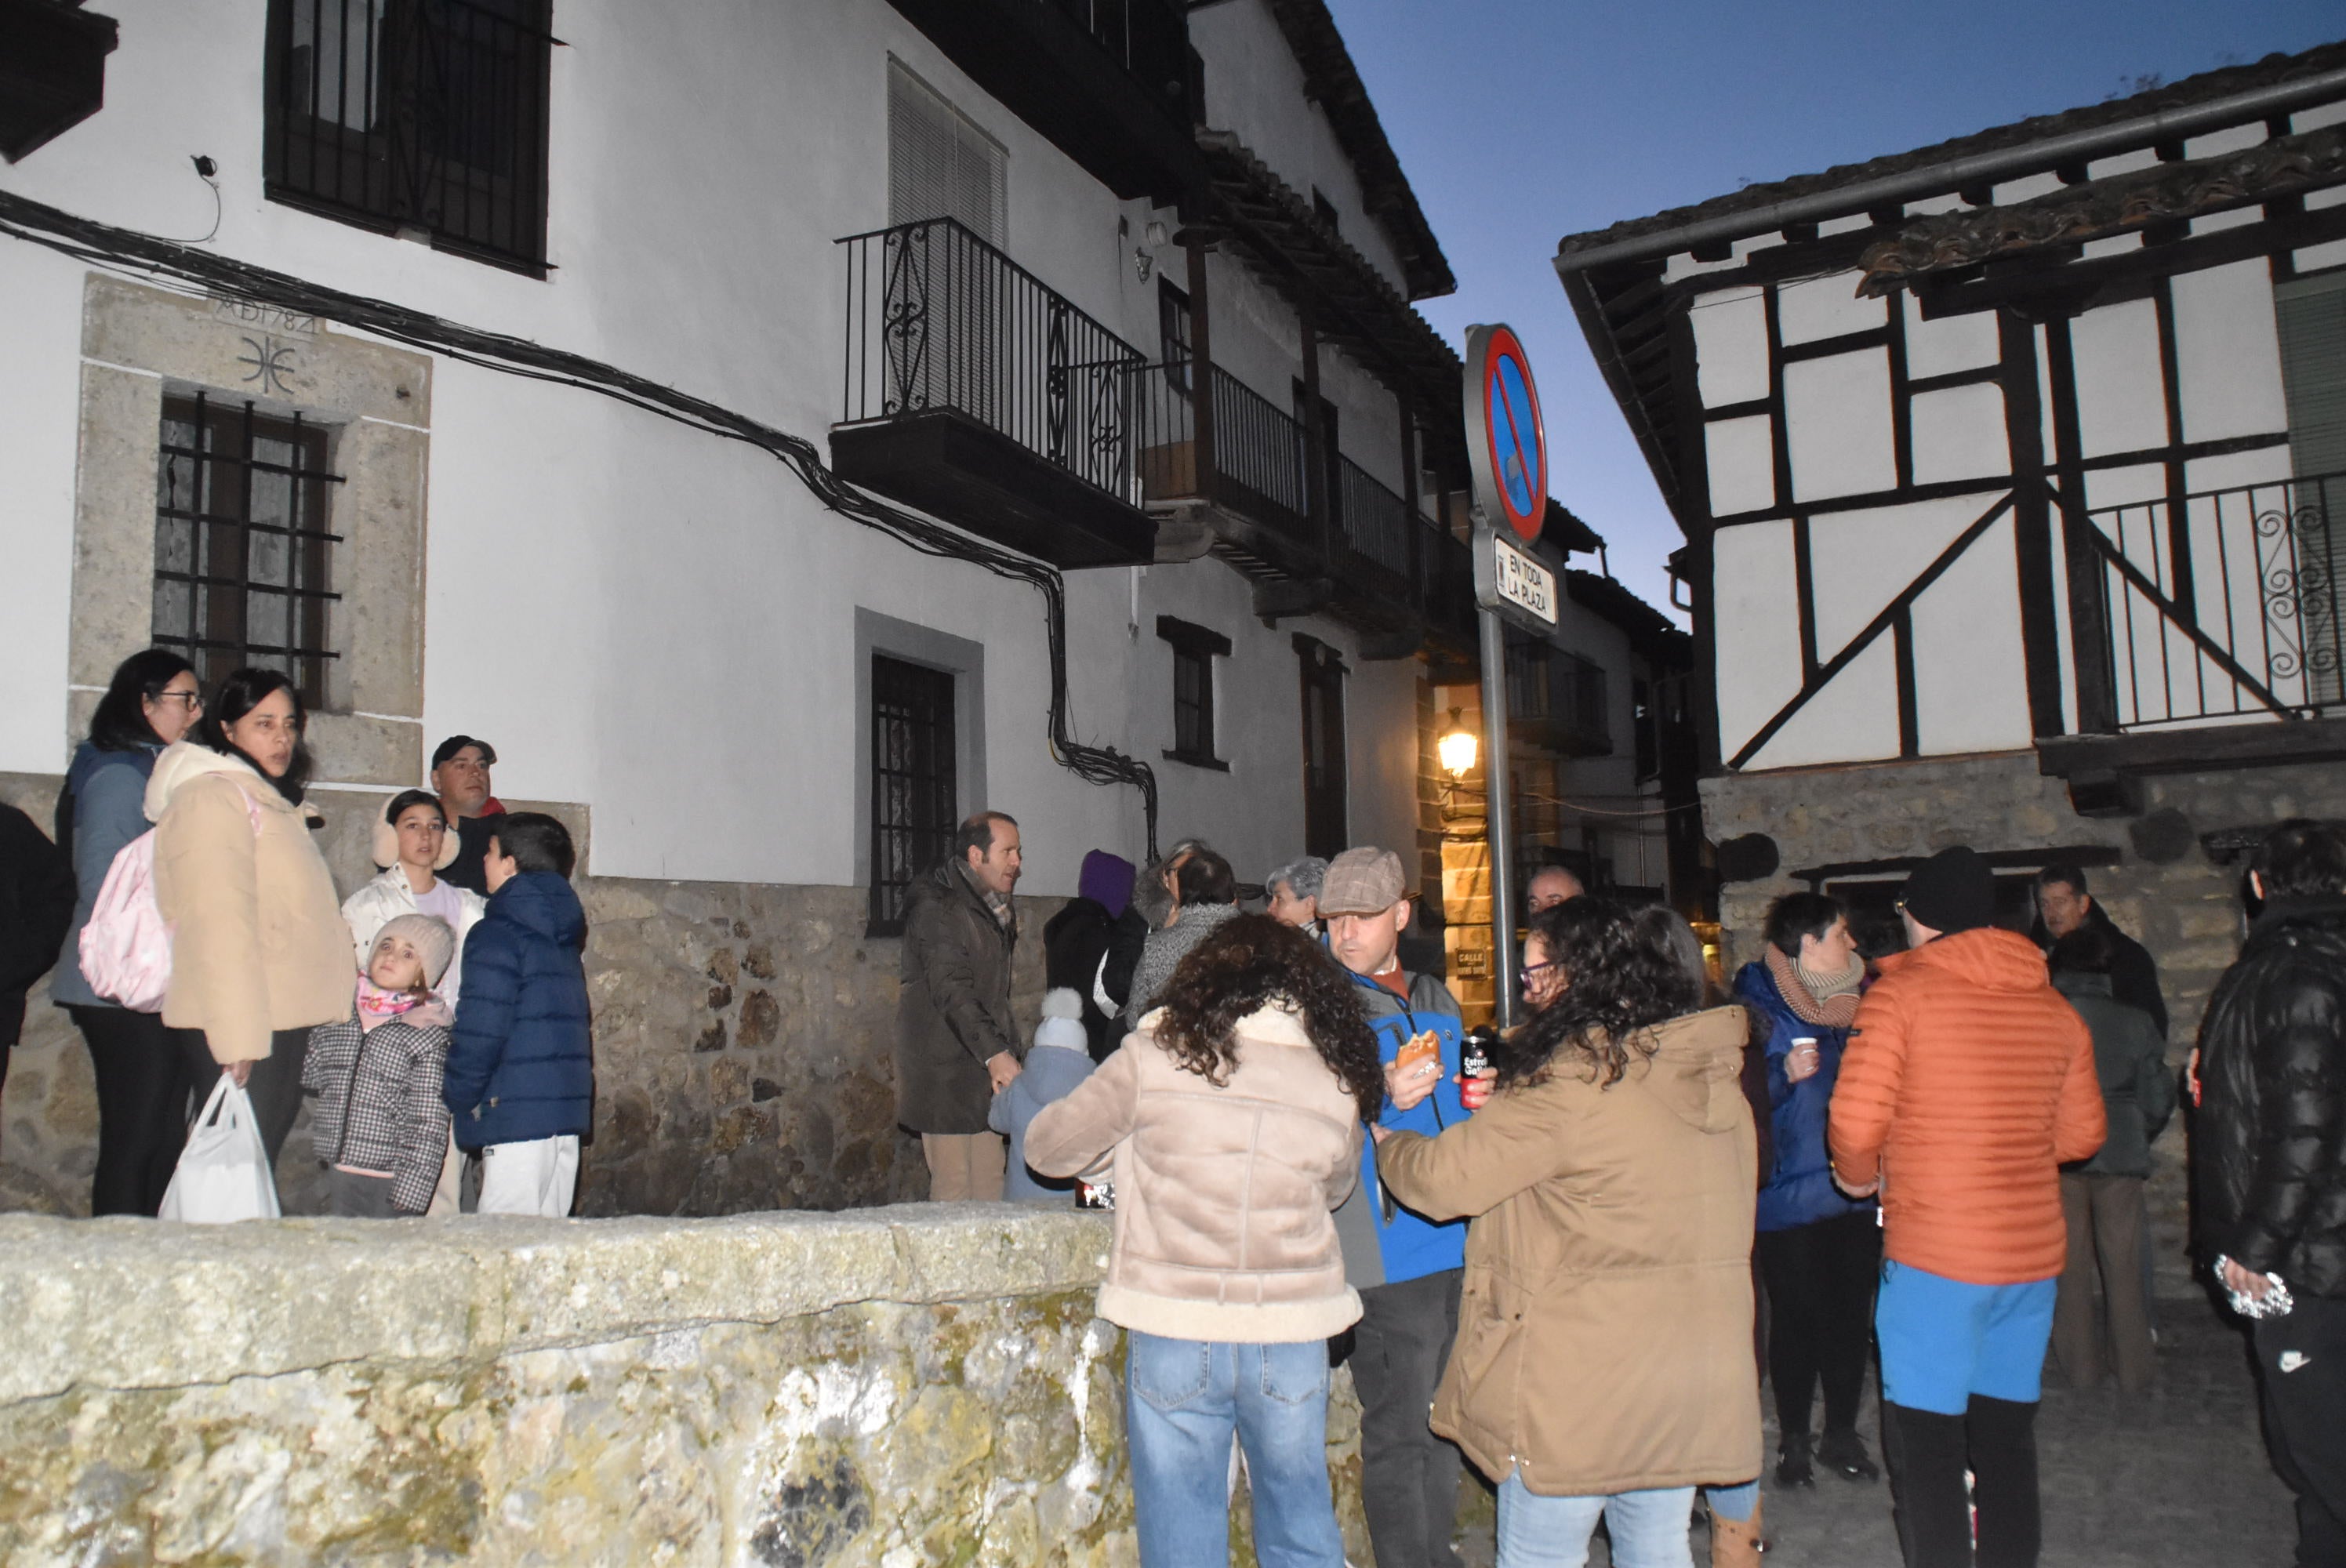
[1462,325,1554,1030]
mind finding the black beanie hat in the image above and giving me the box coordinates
[1901,846,1996,935]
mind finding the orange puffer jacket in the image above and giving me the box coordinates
[1828,928,2104,1285]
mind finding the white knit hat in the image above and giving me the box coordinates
[1034,988,1088,1051]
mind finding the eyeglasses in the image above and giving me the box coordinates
[1520,960,1556,988]
[154,691,205,710]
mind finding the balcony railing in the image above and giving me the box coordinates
[1133,360,1463,621]
[839,217,1144,504]
[264,0,554,274]
[2080,472,2344,729]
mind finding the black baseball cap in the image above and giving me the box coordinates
[431,735,498,769]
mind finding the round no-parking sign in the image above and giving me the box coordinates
[1462,323,1547,543]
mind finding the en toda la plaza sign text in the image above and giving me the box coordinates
[1462,323,1556,629]
[1477,530,1556,623]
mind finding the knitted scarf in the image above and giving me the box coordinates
[356,975,452,1033]
[1765,943,1863,1029]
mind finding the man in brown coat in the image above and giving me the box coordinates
[896,811,1024,1200]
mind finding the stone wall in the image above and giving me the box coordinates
[0,1205,1378,1565]
[1699,747,2346,1290]
[0,771,1051,1218]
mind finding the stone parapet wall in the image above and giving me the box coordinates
[0,771,1051,1218]
[0,1206,1373,1565]
[1699,748,2346,1291]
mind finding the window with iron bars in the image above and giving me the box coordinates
[264,0,555,275]
[870,654,959,937]
[153,394,344,708]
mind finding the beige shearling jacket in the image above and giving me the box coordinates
[1026,1004,1364,1343]
[147,742,352,1064]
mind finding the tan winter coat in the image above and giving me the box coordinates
[147,743,350,1064]
[1025,1004,1364,1343]
[1375,1005,1762,1497]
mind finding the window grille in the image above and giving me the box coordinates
[888,60,1007,248]
[153,394,344,707]
[870,654,959,937]
[264,0,555,275]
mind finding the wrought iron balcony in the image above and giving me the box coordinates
[833,218,1154,569]
[1131,360,1472,643]
[2077,471,2343,730]
[884,0,1200,203]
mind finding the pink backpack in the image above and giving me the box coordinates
[80,791,263,1013]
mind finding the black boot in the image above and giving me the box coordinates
[1774,1431,1814,1488]
[1817,1426,1881,1483]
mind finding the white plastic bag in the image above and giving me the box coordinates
[160,1076,281,1224]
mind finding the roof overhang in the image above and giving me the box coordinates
[1548,43,2346,535]
[1255,0,1454,301]
[1196,128,1466,474]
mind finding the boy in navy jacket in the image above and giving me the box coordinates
[445,813,592,1216]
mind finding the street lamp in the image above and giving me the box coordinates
[1437,709,1479,780]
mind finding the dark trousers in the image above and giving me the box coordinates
[1756,1210,1883,1439]
[328,1167,399,1218]
[2053,1173,2153,1392]
[1883,1396,2039,1568]
[70,1005,208,1216]
[176,1025,310,1172]
[2257,1296,2346,1567]
[1351,1268,1465,1568]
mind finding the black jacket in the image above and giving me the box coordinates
[0,804,75,1047]
[2193,895,2346,1298]
[1041,897,1143,1063]
[2036,903,2166,1038]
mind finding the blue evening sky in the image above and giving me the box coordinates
[1334,1,2343,621]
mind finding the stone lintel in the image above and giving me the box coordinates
[0,1205,1110,1406]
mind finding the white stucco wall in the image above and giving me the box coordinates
[0,0,1431,896]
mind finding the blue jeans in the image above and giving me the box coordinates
[1125,1331,1344,1568]
[1496,1475,1696,1568]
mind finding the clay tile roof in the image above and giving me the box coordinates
[1257,0,1455,300]
[1558,41,2346,260]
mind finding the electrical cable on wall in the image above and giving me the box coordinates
[0,187,1160,860]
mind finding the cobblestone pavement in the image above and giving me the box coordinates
[1448,1293,2295,1566]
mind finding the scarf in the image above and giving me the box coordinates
[1765,943,1862,1029]
[955,860,1016,931]
[356,974,452,1033]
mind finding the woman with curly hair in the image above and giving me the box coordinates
[1375,898,1762,1568]
[1027,913,1382,1568]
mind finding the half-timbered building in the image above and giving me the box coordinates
[1557,45,2346,1057]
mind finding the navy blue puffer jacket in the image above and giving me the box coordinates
[445,872,593,1149]
[1734,959,1875,1232]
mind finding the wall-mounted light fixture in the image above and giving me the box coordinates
[1437,708,1479,780]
